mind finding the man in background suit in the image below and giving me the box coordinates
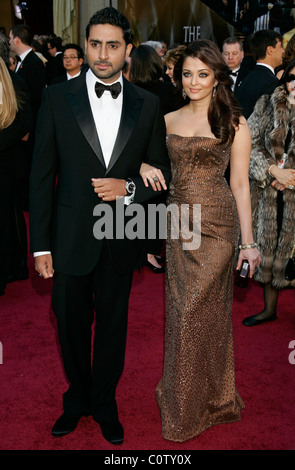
[9,24,46,211]
[235,29,284,118]
[50,43,86,84]
[29,7,170,445]
[9,24,46,119]
[222,36,251,91]
[46,36,65,84]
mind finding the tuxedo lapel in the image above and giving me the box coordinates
[66,75,106,169]
[106,78,143,174]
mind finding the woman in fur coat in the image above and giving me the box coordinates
[243,58,295,326]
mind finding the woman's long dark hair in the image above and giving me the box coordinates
[173,39,242,144]
[129,45,163,85]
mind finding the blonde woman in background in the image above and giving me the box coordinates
[0,56,32,294]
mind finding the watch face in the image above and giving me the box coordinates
[126,181,135,194]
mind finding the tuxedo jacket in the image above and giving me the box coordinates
[29,74,171,276]
[235,64,279,119]
[16,50,46,118]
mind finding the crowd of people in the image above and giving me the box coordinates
[1,5,295,446]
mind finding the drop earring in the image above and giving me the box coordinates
[182,88,187,100]
[212,86,216,99]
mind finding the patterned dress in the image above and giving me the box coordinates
[155,135,244,442]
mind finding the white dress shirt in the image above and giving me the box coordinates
[230,67,240,90]
[67,71,81,80]
[86,68,123,168]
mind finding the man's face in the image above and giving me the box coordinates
[47,43,56,57]
[62,48,83,74]
[222,43,244,71]
[85,23,132,83]
[272,40,284,68]
[9,31,17,53]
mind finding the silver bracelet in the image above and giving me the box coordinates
[239,242,257,250]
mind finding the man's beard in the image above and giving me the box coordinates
[90,59,125,81]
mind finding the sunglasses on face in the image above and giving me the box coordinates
[286,74,295,82]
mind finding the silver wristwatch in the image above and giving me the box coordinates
[125,178,136,195]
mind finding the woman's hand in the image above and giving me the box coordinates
[270,166,295,189]
[271,179,285,191]
[236,247,261,278]
[139,162,167,192]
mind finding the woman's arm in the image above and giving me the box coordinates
[230,116,261,277]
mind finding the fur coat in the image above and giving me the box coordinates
[248,85,295,289]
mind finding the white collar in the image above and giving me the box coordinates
[86,68,123,97]
[256,62,275,74]
[67,71,81,80]
[19,48,32,62]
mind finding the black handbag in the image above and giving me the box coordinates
[285,245,295,281]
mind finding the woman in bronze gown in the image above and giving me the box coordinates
[140,39,260,442]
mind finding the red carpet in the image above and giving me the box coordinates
[0,221,295,451]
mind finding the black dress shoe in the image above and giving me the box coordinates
[98,417,124,445]
[51,413,82,437]
[145,261,165,273]
[242,312,277,327]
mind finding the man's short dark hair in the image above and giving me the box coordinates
[48,36,63,51]
[63,43,84,60]
[222,37,243,51]
[10,24,32,46]
[85,6,132,44]
[250,29,283,61]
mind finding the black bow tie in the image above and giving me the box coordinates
[230,70,239,77]
[95,81,122,99]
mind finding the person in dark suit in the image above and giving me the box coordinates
[46,36,65,85]
[29,7,170,445]
[50,43,86,85]
[9,24,46,119]
[222,36,252,91]
[235,29,284,119]
[9,24,46,211]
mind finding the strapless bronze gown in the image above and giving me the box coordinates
[156,135,244,442]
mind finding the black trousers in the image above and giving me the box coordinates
[51,243,133,421]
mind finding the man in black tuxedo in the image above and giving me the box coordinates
[235,29,284,118]
[29,7,170,445]
[9,24,46,119]
[222,36,252,92]
[46,36,65,85]
[9,24,46,211]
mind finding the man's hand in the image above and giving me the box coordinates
[35,254,54,279]
[91,178,127,201]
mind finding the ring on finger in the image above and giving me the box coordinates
[153,176,159,183]
[288,185,294,190]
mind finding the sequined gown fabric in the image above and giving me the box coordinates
[156,135,244,442]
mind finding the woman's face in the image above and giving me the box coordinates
[286,66,295,95]
[165,61,175,82]
[182,56,217,103]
